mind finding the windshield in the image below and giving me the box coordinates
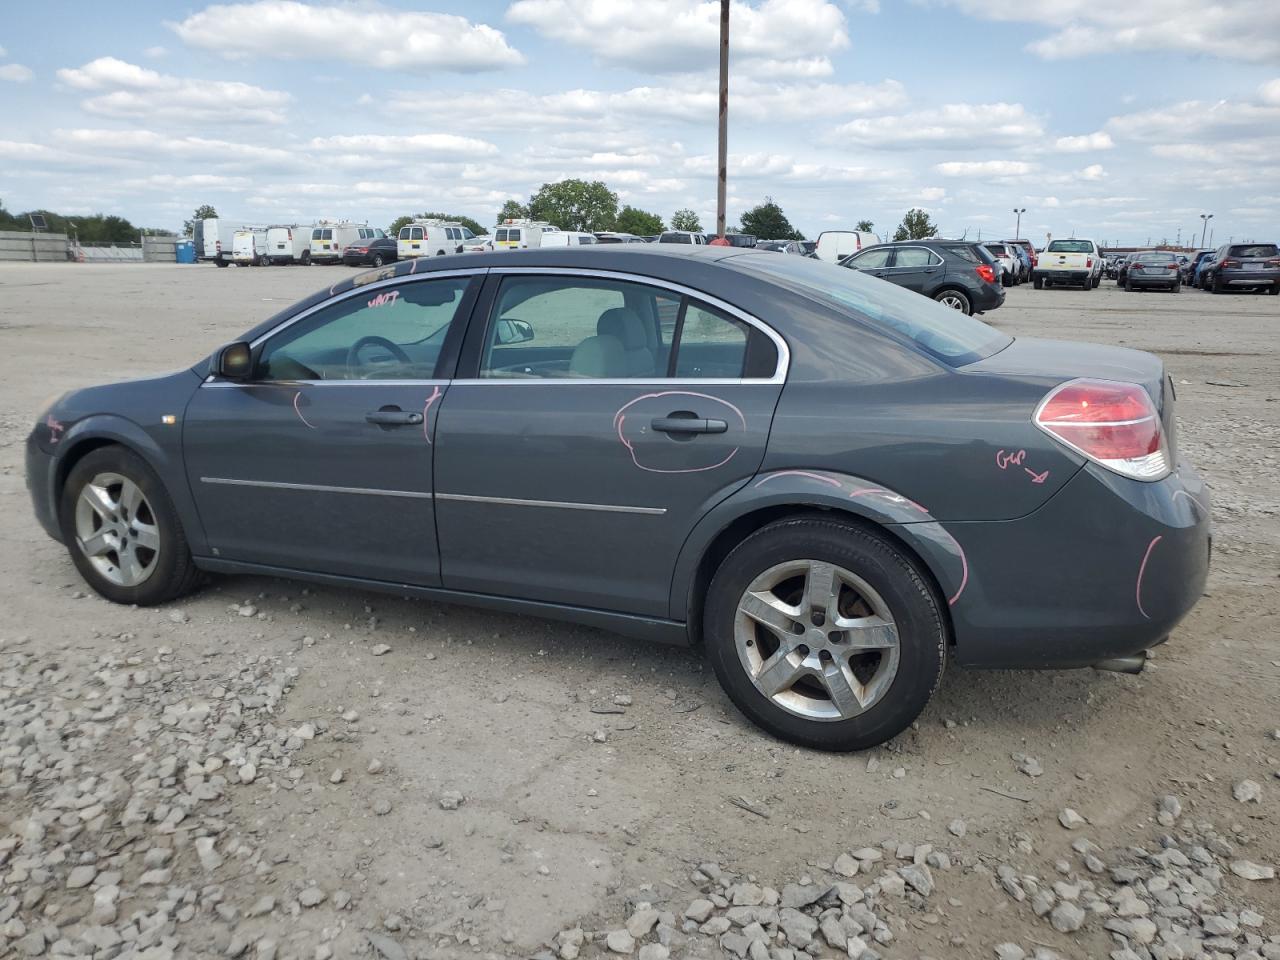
[1046,240,1093,253]
[730,253,1011,366]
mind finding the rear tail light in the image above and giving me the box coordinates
[1035,379,1169,481]
[1220,259,1239,268]
[975,264,997,284]
[1131,264,1144,271]
[1167,263,1178,270]
[1266,258,1280,267]
[1086,257,1093,268]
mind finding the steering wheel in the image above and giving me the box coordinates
[346,335,410,378]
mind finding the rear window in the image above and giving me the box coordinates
[732,253,1011,366]
[1135,252,1176,263]
[946,244,982,264]
[1046,240,1093,253]
[985,244,1008,256]
[1227,244,1278,258]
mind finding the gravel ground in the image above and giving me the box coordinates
[1,262,1277,960]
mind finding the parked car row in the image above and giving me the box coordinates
[1098,243,1279,295]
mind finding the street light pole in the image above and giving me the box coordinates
[1199,213,1213,248]
[1013,207,1026,240]
[716,0,729,240]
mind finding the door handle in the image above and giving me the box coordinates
[365,409,423,426]
[651,417,728,435]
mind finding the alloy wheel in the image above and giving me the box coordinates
[734,560,900,722]
[74,472,161,587]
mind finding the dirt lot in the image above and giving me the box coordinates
[1,261,1277,960]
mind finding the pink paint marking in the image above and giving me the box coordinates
[292,391,316,430]
[409,258,419,274]
[612,391,747,475]
[1025,468,1050,484]
[996,449,1026,470]
[754,470,843,489]
[46,414,65,444]
[1135,535,1163,620]
[367,290,400,309]
[422,385,442,444]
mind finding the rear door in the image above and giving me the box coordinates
[183,271,481,584]
[433,268,787,617]
[881,245,940,293]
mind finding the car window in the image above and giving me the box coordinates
[312,229,322,240]
[731,254,1011,367]
[893,248,939,268]
[411,227,424,240]
[947,245,981,264]
[1045,240,1092,253]
[460,228,475,241]
[480,276,679,380]
[398,227,411,240]
[1135,253,1175,263]
[844,248,891,270]
[674,304,748,378]
[257,277,472,382]
[1227,244,1278,258]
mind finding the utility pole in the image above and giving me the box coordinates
[1013,207,1025,240]
[1199,213,1213,248]
[716,0,729,240]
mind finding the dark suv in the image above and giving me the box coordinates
[1200,242,1280,295]
[840,240,1006,315]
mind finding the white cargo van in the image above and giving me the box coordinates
[396,220,476,259]
[232,228,269,266]
[539,231,598,247]
[310,222,383,264]
[814,230,880,263]
[657,230,707,245]
[193,218,239,267]
[493,219,560,250]
[266,225,315,265]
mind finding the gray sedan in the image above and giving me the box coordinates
[26,247,1210,751]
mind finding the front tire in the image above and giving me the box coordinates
[704,518,947,752]
[59,446,202,606]
[933,289,971,314]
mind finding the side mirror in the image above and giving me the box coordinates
[494,319,534,346]
[212,342,252,379]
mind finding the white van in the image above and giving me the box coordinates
[396,220,476,259]
[266,225,315,265]
[193,218,239,267]
[232,228,269,266]
[493,219,561,250]
[538,231,598,247]
[657,230,707,245]
[310,222,384,264]
[815,230,880,263]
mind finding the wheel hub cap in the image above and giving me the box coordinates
[74,472,161,587]
[733,560,900,722]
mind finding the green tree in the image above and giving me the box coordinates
[613,205,664,236]
[183,204,219,237]
[670,208,702,232]
[498,198,530,224]
[527,179,618,231]
[891,208,938,242]
[389,212,487,237]
[739,196,803,240]
[855,219,874,233]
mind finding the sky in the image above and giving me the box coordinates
[1,0,1278,246]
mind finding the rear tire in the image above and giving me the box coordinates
[59,446,202,607]
[372,254,384,267]
[704,518,947,752]
[932,289,971,314]
[300,250,311,266]
[1268,285,1279,295]
[215,258,229,268]
[1211,275,1223,294]
[1092,275,1101,288]
[1033,277,1043,290]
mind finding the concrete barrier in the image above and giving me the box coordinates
[79,245,144,262]
[143,236,178,262]
[0,231,69,262]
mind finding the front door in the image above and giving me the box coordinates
[433,271,786,618]
[182,273,479,584]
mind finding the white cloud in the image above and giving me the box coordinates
[507,0,848,72]
[1106,97,1280,143]
[935,160,1036,178]
[1262,79,1280,105]
[53,128,301,169]
[1054,131,1113,152]
[835,103,1042,150]
[57,57,291,124]
[144,46,168,58]
[1077,163,1106,181]
[940,0,1280,62]
[0,63,33,83]
[171,1,522,72]
[307,133,499,158]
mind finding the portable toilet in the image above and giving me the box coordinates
[175,239,196,264]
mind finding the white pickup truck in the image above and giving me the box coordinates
[1032,239,1102,290]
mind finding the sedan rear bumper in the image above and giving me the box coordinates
[1127,274,1180,288]
[940,460,1210,669]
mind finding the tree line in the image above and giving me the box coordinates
[0,199,174,243]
